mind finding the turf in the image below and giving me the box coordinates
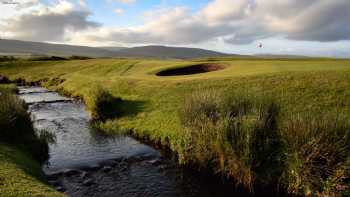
[1,59,349,137]
[0,58,349,194]
[0,85,64,197]
[0,144,65,197]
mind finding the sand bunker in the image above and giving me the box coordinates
[156,64,225,76]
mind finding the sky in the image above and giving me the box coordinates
[0,0,350,57]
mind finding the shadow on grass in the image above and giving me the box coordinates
[97,97,147,121]
[118,100,147,117]
[0,144,47,183]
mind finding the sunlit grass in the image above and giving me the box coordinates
[0,85,62,197]
[1,58,349,195]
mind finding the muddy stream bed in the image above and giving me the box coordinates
[18,86,239,197]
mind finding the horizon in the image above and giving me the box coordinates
[1,0,350,57]
[1,38,347,59]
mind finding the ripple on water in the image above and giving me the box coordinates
[20,87,241,197]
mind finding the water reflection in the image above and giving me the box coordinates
[19,86,240,197]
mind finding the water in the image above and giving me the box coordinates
[18,86,239,197]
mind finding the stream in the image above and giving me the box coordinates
[18,86,239,197]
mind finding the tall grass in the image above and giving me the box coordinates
[0,90,54,163]
[85,87,123,121]
[281,114,350,196]
[180,90,349,195]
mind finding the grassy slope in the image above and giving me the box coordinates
[0,85,64,197]
[0,144,64,197]
[1,58,349,194]
[0,59,348,145]
[1,59,349,147]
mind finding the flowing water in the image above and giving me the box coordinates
[18,86,239,197]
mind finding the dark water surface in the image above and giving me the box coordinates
[18,86,239,197]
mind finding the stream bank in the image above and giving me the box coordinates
[19,86,242,197]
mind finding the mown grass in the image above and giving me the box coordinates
[0,58,349,195]
[0,85,64,197]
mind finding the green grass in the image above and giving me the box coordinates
[0,84,16,94]
[180,90,349,195]
[0,144,65,197]
[0,87,52,162]
[0,58,349,195]
[0,85,64,197]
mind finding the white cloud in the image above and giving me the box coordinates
[108,0,136,5]
[68,0,350,46]
[79,0,86,7]
[0,0,99,41]
[118,0,135,4]
[114,8,124,15]
[1,0,350,48]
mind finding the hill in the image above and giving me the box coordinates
[0,39,117,58]
[254,53,312,59]
[0,39,232,59]
[117,45,231,59]
[99,47,128,52]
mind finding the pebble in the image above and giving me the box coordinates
[63,169,81,177]
[80,171,90,179]
[102,166,112,173]
[83,179,94,186]
[148,159,162,165]
[56,186,66,192]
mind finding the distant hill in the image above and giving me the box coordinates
[117,45,230,59]
[99,47,128,52]
[0,39,117,58]
[254,54,311,59]
[0,39,231,59]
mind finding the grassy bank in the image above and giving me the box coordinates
[180,91,349,195]
[0,85,64,197]
[0,144,65,197]
[0,58,349,195]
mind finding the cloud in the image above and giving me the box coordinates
[71,0,350,45]
[78,0,86,7]
[283,0,350,42]
[108,0,136,5]
[1,0,350,45]
[0,0,40,9]
[114,8,124,15]
[70,6,236,45]
[1,0,99,42]
[118,0,135,4]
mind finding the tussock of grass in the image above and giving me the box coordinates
[0,85,62,197]
[281,114,350,196]
[180,91,349,195]
[180,91,283,190]
[84,87,123,120]
[0,92,53,162]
